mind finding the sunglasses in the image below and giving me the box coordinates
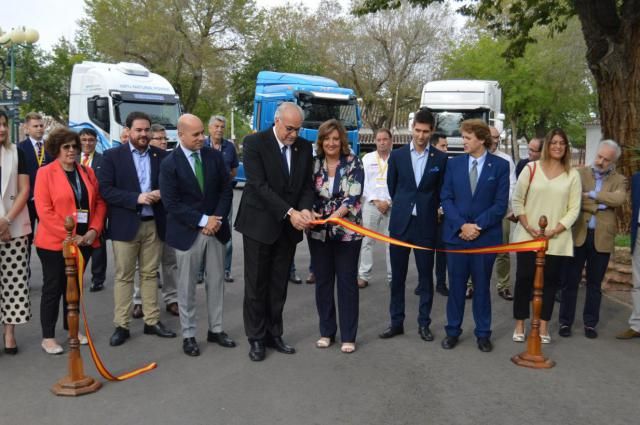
[61,144,78,151]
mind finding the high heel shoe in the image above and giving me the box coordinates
[315,336,335,348]
[512,330,525,343]
[540,334,551,344]
[3,334,18,355]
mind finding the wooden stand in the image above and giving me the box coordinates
[512,216,556,369]
[52,217,101,396]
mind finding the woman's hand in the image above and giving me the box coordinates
[80,229,98,246]
[0,228,11,242]
[0,217,9,235]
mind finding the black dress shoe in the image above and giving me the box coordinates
[265,336,296,354]
[207,331,236,347]
[249,340,266,361]
[477,337,493,352]
[132,304,143,319]
[441,336,459,349]
[559,324,572,337]
[379,326,404,339]
[143,321,177,338]
[414,286,421,295]
[498,288,514,301]
[436,285,449,296]
[89,282,104,292]
[584,327,598,339]
[418,326,434,342]
[165,302,179,316]
[109,327,130,346]
[224,271,234,283]
[289,272,302,284]
[183,337,200,356]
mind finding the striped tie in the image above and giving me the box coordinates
[82,153,90,167]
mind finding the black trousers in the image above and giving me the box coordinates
[560,230,610,328]
[90,236,107,285]
[309,238,361,343]
[37,246,92,338]
[513,252,565,321]
[242,233,296,342]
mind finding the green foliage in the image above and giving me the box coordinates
[615,234,630,248]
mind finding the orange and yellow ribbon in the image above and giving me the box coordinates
[311,217,548,254]
[71,245,157,381]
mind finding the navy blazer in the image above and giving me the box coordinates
[97,143,167,242]
[632,172,640,254]
[18,138,53,199]
[160,146,232,251]
[387,144,447,242]
[441,152,509,248]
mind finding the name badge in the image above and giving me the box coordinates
[375,177,387,188]
[77,209,89,224]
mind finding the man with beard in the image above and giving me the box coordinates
[559,140,626,339]
[98,111,176,346]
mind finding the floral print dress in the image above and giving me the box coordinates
[308,154,364,242]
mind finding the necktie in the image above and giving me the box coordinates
[36,142,43,165]
[469,159,478,195]
[281,145,289,177]
[192,152,204,191]
[82,153,90,167]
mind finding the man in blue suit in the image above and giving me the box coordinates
[98,111,176,346]
[160,114,235,357]
[616,171,640,339]
[18,112,52,253]
[440,119,509,352]
[379,109,447,342]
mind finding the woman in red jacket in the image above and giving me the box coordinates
[34,127,106,354]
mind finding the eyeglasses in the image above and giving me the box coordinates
[61,144,78,151]
[529,148,541,153]
[151,137,169,141]
[284,125,301,134]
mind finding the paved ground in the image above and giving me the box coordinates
[2,190,639,425]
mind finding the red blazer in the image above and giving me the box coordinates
[34,160,107,251]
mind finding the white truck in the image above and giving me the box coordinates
[418,80,504,155]
[69,61,181,152]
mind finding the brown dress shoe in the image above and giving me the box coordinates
[132,304,143,319]
[166,302,179,316]
[616,328,640,339]
[357,278,369,289]
[306,273,316,284]
[498,288,513,301]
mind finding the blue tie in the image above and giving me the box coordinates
[281,145,289,177]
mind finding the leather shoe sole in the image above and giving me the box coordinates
[441,336,459,349]
[379,327,404,339]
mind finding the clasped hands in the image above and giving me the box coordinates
[73,229,97,246]
[202,216,223,236]
[289,209,315,231]
[459,223,481,241]
[137,190,161,205]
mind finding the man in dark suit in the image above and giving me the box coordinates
[379,109,447,343]
[77,127,107,292]
[515,137,543,178]
[440,119,509,352]
[18,112,52,253]
[98,111,176,346]
[235,102,314,361]
[616,171,640,339]
[160,114,235,356]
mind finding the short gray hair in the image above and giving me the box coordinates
[274,102,303,121]
[150,123,166,133]
[599,139,621,160]
[208,115,226,126]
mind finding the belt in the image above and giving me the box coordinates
[140,216,155,222]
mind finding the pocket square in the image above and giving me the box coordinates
[488,176,496,181]
[429,166,440,173]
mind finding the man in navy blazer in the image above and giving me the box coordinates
[379,109,447,342]
[440,119,509,352]
[98,111,176,346]
[160,114,235,356]
[616,171,640,339]
[18,112,52,252]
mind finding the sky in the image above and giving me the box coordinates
[1,0,354,51]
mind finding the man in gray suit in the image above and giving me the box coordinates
[159,114,235,357]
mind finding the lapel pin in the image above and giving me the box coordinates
[488,162,492,167]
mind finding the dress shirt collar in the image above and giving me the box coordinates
[179,142,200,157]
[273,127,286,150]
[469,150,488,168]
[29,136,43,147]
[409,141,429,156]
[129,143,149,156]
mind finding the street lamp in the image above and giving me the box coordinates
[0,26,39,142]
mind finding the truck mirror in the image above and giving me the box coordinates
[87,96,110,133]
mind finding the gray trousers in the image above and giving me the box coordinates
[133,242,178,305]
[629,234,640,332]
[175,233,225,338]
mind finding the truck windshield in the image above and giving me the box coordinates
[115,101,180,130]
[298,98,358,130]
[432,110,488,137]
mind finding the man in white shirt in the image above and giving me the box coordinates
[488,126,517,300]
[357,129,393,288]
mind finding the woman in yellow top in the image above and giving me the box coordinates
[511,129,581,343]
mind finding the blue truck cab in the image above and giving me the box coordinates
[235,71,361,183]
